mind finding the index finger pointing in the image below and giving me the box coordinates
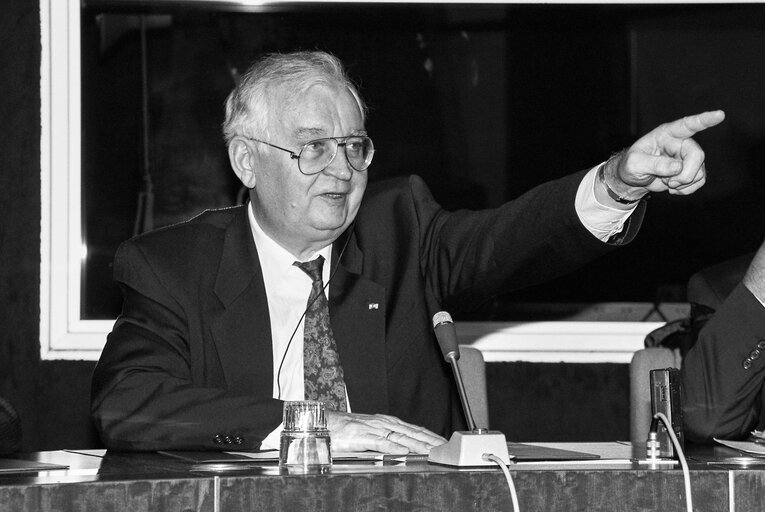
[664,110,725,139]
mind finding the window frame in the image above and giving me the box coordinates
[40,0,116,360]
[39,0,666,362]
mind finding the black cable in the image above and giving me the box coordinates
[275,225,354,400]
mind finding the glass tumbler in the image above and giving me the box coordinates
[279,400,332,474]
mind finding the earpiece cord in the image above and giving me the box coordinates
[275,225,354,400]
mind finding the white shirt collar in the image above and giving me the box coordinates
[246,202,332,281]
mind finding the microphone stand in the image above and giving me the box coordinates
[444,350,483,433]
[428,312,511,467]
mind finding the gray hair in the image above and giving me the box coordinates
[222,51,367,146]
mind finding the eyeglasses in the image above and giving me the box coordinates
[245,135,375,175]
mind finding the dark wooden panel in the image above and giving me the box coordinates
[1,479,214,512]
[220,471,512,512]
[219,466,730,512]
[0,450,757,512]
[734,470,765,512]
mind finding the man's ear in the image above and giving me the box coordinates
[228,137,258,189]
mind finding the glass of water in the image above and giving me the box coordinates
[279,400,332,474]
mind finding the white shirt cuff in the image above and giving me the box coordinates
[575,165,639,242]
[260,422,283,450]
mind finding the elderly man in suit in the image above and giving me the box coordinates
[91,50,723,453]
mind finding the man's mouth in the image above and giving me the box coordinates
[321,191,347,199]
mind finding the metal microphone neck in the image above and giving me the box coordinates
[446,353,477,432]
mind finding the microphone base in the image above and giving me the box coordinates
[428,430,512,466]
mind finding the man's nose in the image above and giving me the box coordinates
[322,148,353,180]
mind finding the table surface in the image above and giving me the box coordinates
[2,441,764,512]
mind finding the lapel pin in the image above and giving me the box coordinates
[368,303,379,310]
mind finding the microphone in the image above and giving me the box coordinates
[432,311,478,432]
[428,311,511,467]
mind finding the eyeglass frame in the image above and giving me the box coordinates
[242,135,375,176]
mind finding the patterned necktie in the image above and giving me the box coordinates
[293,256,348,412]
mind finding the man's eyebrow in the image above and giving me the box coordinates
[293,127,326,139]
[292,127,368,139]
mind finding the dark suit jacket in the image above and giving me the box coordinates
[91,173,641,451]
[682,253,765,442]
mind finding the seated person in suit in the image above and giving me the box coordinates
[91,50,724,452]
[682,242,765,442]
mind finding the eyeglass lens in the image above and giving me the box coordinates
[298,137,374,174]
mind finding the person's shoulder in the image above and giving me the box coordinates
[688,252,755,307]
[121,205,246,253]
[137,205,243,238]
[363,175,435,208]
[365,175,426,194]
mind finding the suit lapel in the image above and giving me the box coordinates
[329,230,389,415]
[211,207,273,397]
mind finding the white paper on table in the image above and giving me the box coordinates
[714,438,765,456]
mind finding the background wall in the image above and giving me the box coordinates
[1,0,101,450]
[2,1,764,451]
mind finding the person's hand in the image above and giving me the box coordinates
[602,110,725,203]
[326,411,447,454]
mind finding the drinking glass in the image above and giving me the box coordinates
[279,400,332,474]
